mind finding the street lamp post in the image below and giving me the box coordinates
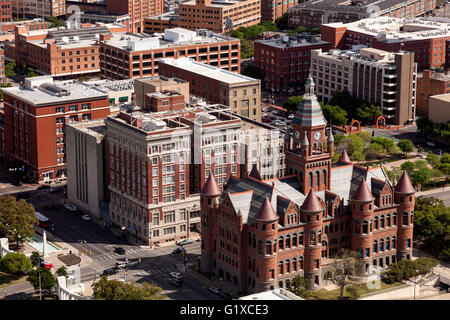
[78,240,86,267]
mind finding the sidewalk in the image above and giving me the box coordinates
[416,186,450,197]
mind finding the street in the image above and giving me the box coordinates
[419,190,450,207]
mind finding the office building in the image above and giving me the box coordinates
[416,70,450,116]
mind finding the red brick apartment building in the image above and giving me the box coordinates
[288,0,437,28]
[0,46,5,84]
[99,28,241,80]
[106,0,163,33]
[0,0,12,23]
[144,0,260,34]
[105,98,242,245]
[254,33,330,94]
[321,16,450,71]
[0,18,51,33]
[262,0,298,23]
[13,23,126,79]
[200,77,415,295]
[416,70,450,116]
[2,76,110,182]
[13,0,66,18]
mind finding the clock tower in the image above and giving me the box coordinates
[286,75,333,194]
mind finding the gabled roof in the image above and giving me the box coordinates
[201,174,221,196]
[394,171,415,194]
[371,177,386,196]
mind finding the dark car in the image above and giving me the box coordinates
[172,248,185,254]
[168,278,182,287]
[114,247,126,255]
[102,268,118,276]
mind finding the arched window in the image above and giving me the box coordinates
[299,256,304,270]
[309,231,316,245]
[316,171,320,186]
[380,215,385,228]
[379,239,384,252]
[323,170,327,185]
[373,240,378,253]
[391,236,396,249]
[318,230,322,243]
[325,225,328,234]
[309,172,313,187]
[374,216,379,229]
[386,214,391,227]
[278,261,284,274]
[403,212,408,226]
[286,235,291,249]
[273,240,277,253]
[292,258,297,271]
[286,259,291,273]
[265,241,272,256]
[279,236,284,250]
[292,233,297,247]
[362,221,368,234]
[299,232,304,246]
[393,213,397,226]
[386,237,390,250]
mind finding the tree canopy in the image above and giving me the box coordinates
[383,258,438,283]
[282,96,302,112]
[397,139,414,157]
[0,252,32,275]
[27,267,57,293]
[329,91,381,124]
[416,117,450,146]
[320,104,348,126]
[92,276,166,300]
[0,195,37,247]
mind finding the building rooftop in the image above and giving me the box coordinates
[2,76,108,106]
[67,119,107,139]
[294,0,430,14]
[105,28,237,51]
[146,11,180,22]
[239,288,304,300]
[182,0,251,8]
[159,57,257,84]
[326,16,450,43]
[430,93,450,102]
[84,79,135,92]
[256,33,329,48]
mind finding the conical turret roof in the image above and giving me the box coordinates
[249,165,262,180]
[302,133,309,146]
[301,189,323,212]
[255,197,278,221]
[339,150,351,164]
[201,174,221,196]
[394,171,415,194]
[352,179,374,202]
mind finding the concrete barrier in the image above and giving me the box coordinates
[56,276,92,300]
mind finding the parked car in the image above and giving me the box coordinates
[169,272,183,279]
[426,141,436,147]
[288,114,294,119]
[262,116,273,123]
[177,239,194,246]
[81,214,91,221]
[114,247,126,255]
[102,268,118,276]
[64,204,77,212]
[209,287,221,294]
[168,278,182,287]
[115,260,129,269]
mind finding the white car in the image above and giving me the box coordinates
[288,114,294,119]
[426,141,436,147]
[209,287,221,294]
[81,214,91,221]
[170,272,183,279]
[64,204,77,212]
[115,260,129,269]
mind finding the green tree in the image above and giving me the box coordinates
[45,16,64,28]
[365,142,385,160]
[275,13,289,30]
[400,161,415,176]
[27,267,57,293]
[56,266,67,278]
[383,258,438,283]
[321,104,348,126]
[333,134,345,146]
[427,151,440,167]
[242,64,262,79]
[0,195,37,247]
[283,96,303,113]
[92,276,166,300]
[371,137,395,153]
[0,252,32,275]
[411,167,432,186]
[326,249,363,299]
[5,61,16,77]
[229,30,243,39]
[241,39,254,59]
[397,139,414,157]
[287,275,311,298]
[29,251,41,268]
[355,131,372,145]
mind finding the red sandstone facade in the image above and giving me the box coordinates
[200,78,415,294]
[0,0,12,23]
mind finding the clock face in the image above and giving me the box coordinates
[295,131,300,139]
[314,131,322,141]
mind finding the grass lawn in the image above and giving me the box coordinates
[307,280,403,300]
[0,272,27,288]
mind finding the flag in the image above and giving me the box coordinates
[43,263,53,269]
[39,258,44,268]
